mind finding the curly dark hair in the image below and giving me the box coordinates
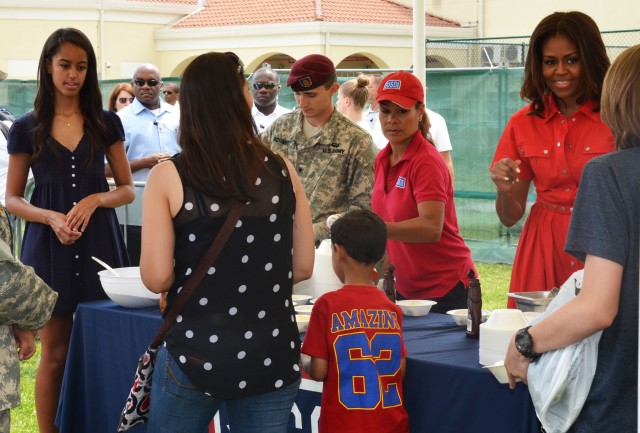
[521,11,610,116]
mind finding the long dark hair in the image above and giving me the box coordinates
[32,28,108,166]
[178,51,282,201]
[521,11,609,116]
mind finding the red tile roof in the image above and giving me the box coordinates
[167,0,460,29]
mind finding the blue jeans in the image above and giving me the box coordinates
[147,345,301,433]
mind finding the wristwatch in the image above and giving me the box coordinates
[514,326,542,362]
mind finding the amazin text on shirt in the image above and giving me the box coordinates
[331,308,400,333]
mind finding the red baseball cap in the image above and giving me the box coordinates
[376,71,424,109]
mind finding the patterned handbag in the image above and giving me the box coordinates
[118,346,157,429]
[117,200,245,432]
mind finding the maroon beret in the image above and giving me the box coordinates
[286,54,336,92]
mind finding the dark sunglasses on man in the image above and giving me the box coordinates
[118,97,134,104]
[133,79,161,87]
[163,90,174,95]
[252,83,277,90]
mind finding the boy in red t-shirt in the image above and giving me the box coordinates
[301,210,409,433]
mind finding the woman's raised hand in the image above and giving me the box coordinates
[490,158,522,193]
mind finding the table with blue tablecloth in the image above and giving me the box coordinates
[56,300,538,433]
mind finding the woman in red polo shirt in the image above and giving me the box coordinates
[490,12,614,307]
[371,71,476,314]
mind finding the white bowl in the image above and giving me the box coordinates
[483,361,521,385]
[479,311,527,366]
[98,267,160,308]
[295,314,311,333]
[485,309,528,329]
[295,304,314,315]
[292,294,313,306]
[446,309,491,326]
[396,300,437,317]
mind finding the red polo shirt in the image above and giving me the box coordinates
[372,132,476,299]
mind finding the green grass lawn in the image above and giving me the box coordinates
[10,262,512,432]
[10,343,39,433]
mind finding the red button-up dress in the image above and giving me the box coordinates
[491,95,615,307]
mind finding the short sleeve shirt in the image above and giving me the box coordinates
[302,285,409,433]
[372,132,475,298]
[564,148,639,431]
[491,96,614,206]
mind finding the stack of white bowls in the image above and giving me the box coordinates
[479,309,528,366]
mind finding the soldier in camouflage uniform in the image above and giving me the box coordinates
[0,207,57,432]
[262,54,377,244]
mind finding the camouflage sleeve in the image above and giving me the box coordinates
[0,240,57,330]
[0,324,21,411]
[261,128,273,147]
[313,220,330,245]
[346,134,377,213]
[312,134,377,245]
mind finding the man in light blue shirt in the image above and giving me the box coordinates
[110,64,180,265]
[114,64,180,182]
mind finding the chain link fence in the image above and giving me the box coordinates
[425,29,640,69]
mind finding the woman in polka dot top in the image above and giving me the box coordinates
[139,52,314,432]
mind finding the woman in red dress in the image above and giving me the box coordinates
[490,11,614,307]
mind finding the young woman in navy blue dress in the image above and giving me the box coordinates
[5,28,134,433]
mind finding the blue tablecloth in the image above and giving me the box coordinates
[56,300,538,433]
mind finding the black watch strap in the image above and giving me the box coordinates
[515,326,542,362]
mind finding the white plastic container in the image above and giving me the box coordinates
[479,309,528,366]
[311,239,342,299]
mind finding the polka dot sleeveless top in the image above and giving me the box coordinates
[163,153,301,399]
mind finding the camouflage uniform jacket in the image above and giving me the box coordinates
[0,209,57,411]
[262,108,377,243]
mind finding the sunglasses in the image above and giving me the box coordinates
[133,79,161,87]
[252,83,277,90]
[163,90,174,95]
[118,97,134,104]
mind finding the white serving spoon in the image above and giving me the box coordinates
[91,256,120,277]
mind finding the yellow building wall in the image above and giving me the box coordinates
[426,0,640,36]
